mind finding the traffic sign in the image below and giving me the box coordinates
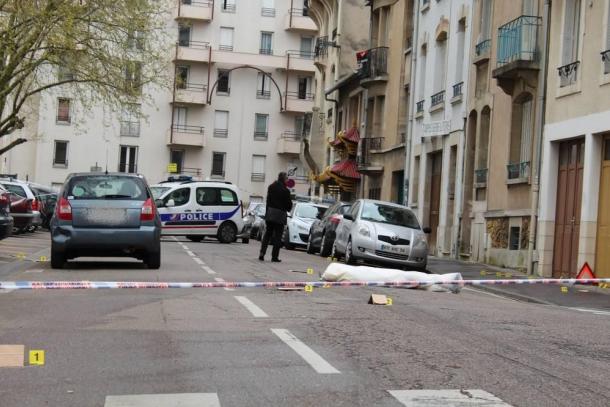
[167,163,178,173]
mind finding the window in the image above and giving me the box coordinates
[221,0,236,13]
[434,35,447,93]
[124,61,142,92]
[67,176,147,200]
[412,155,420,204]
[176,66,189,89]
[254,114,268,140]
[508,94,533,180]
[294,115,305,136]
[178,25,190,46]
[195,188,238,206]
[217,70,230,94]
[127,30,144,50]
[300,36,313,58]
[455,20,466,85]
[257,72,271,99]
[214,110,229,137]
[604,0,610,74]
[170,149,185,173]
[57,98,71,123]
[53,141,68,166]
[120,103,140,137]
[251,155,266,182]
[559,0,582,86]
[297,77,310,99]
[260,32,273,55]
[509,226,520,250]
[219,27,234,51]
[164,187,191,207]
[58,65,74,82]
[479,0,492,41]
[119,145,138,173]
[262,0,275,16]
[349,201,361,219]
[211,152,226,177]
[418,46,427,100]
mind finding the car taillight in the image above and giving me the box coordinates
[0,193,8,208]
[31,199,39,211]
[329,214,341,225]
[141,198,155,221]
[56,197,72,221]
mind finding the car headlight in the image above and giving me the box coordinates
[359,225,371,237]
[413,233,428,247]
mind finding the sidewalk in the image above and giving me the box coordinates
[427,257,610,311]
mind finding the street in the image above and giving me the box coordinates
[0,233,609,407]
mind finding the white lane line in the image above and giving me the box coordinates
[193,257,204,265]
[388,389,513,406]
[105,393,221,407]
[214,277,233,291]
[202,266,217,275]
[186,250,196,257]
[271,328,340,374]
[567,307,610,316]
[234,296,269,318]
[0,289,14,295]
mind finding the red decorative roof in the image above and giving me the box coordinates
[331,159,360,179]
[343,127,360,144]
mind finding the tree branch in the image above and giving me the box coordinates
[0,137,26,155]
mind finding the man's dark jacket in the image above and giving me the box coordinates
[265,181,292,225]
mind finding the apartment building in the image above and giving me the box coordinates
[306,0,369,199]
[536,0,610,279]
[459,0,546,269]
[408,0,472,257]
[2,0,317,202]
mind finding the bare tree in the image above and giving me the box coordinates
[0,0,171,155]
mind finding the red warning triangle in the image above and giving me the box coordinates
[576,262,596,279]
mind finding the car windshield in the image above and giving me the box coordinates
[295,204,326,219]
[360,202,420,229]
[338,205,351,215]
[151,186,171,199]
[66,176,148,200]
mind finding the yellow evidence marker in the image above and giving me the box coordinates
[480,270,487,276]
[29,350,45,366]
[561,286,568,294]
[306,268,314,275]
[386,297,393,306]
[38,256,48,262]
[16,253,26,260]
[304,285,313,293]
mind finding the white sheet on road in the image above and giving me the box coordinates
[321,263,463,293]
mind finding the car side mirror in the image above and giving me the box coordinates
[166,199,175,208]
[423,227,432,234]
[155,199,165,208]
[343,213,354,221]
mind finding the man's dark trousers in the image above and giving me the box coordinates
[260,221,284,260]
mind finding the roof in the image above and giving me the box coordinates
[331,159,360,179]
[343,127,360,144]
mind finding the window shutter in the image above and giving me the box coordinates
[520,99,533,163]
[262,0,274,9]
[252,155,265,174]
[215,111,229,130]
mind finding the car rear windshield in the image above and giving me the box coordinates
[295,204,327,219]
[66,176,148,200]
[1,183,26,198]
[361,202,420,229]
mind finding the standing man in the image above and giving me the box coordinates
[259,172,293,262]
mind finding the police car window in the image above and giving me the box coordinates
[196,188,219,206]
[165,188,190,206]
[220,189,237,205]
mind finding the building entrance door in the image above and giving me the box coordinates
[429,152,443,255]
[595,136,610,278]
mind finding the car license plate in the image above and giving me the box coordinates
[380,244,408,254]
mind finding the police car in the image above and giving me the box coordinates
[153,180,245,243]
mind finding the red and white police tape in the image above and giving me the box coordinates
[0,278,609,290]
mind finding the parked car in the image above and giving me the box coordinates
[332,199,430,270]
[50,173,162,269]
[27,183,57,229]
[9,194,34,233]
[282,202,329,250]
[0,179,42,230]
[154,180,245,243]
[248,204,266,240]
[0,185,13,240]
[306,201,351,256]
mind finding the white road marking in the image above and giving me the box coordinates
[388,389,513,406]
[567,307,610,316]
[214,277,233,291]
[202,266,217,275]
[193,257,204,265]
[186,250,196,257]
[24,269,44,273]
[104,393,221,407]
[271,328,340,374]
[0,289,14,294]
[234,296,269,318]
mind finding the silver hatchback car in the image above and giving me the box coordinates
[332,199,429,270]
[50,173,161,269]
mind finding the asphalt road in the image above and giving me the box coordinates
[0,233,609,406]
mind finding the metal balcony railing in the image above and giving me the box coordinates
[475,39,491,57]
[119,163,138,173]
[453,82,464,98]
[181,0,213,7]
[357,47,389,79]
[507,161,530,180]
[221,3,235,13]
[251,173,266,182]
[287,50,315,59]
[261,8,275,17]
[558,61,579,87]
[358,137,385,167]
[281,131,302,141]
[474,168,488,184]
[256,90,271,99]
[289,8,309,17]
[213,128,228,138]
[314,36,328,58]
[120,121,140,137]
[253,131,268,140]
[286,91,314,100]
[416,100,425,113]
[177,40,210,50]
[173,124,205,134]
[430,90,445,107]
[602,50,610,74]
[176,82,206,92]
[259,48,273,55]
[211,169,225,177]
[219,44,234,51]
[497,15,541,67]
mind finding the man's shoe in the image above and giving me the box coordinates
[271,258,281,263]
[258,255,265,261]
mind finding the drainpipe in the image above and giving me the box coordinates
[170,43,179,145]
[403,0,421,205]
[289,0,294,28]
[455,117,467,259]
[527,0,551,276]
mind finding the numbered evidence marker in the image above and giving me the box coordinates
[29,350,45,366]
[16,253,26,260]
[386,297,393,306]
[480,270,487,276]
[38,256,48,262]
[306,267,314,275]
[304,285,313,293]
[561,286,569,294]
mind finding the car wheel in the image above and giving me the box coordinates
[319,233,332,257]
[187,236,204,242]
[345,238,356,265]
[242,238,249,244]
[217,222,237,244]
[283,228,295,250]
[306,233,316,254]
[146,251,161,269]
[51,248,65,269]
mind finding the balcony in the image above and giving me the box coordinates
[212,49,286,70]
[357,137,385,173]
[286,50,315,73]
[507,161,530,184]
[261,8,276,17]
[314,36,329,68]
[174,0,213,22]
[174,83,207,105]
[474,168,488,188]
[251,173,266,182]
[358,47,389,86]
[175,41,210,63]
[120,121,140,137]
[492,15,542,94]
[168,124,205,148]
[276,132,301,155]
[558,61,579,88]
[285,9,317,32]
[221,3,236,13]
[403,51,412,87]
[415,100,424,118]
[430,90,445,112]
[284,92,314,113]
[451,82,464,103]
[253,131,268,141]
[474,39,491,65]
[256,90,271,99]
